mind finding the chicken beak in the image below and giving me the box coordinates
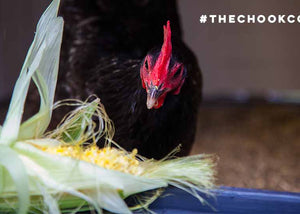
[146,89,159,109]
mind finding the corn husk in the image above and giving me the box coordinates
[0,0,216,213]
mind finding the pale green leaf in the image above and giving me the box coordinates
[56,100,99,143]
[19,0,64,140]
[0,166,3,195]
[0,0,63,144]
[0,51,42,144]
[11,141,167,212]
[0,145,29,214]
[37,183,60,214]
[95,185,131,214]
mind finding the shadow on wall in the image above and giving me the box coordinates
[1,0,300,101]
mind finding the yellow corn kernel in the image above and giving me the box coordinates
[43,145,143,175]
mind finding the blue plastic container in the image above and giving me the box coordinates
[148,187,300,214]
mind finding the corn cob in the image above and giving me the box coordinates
[0,0,216,213]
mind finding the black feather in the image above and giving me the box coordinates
[54,0,202,159]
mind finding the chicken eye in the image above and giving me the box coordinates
[173,67,182,79]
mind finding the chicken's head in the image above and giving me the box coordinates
[140,21,186,109]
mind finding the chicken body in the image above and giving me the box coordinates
[56,0,202,159]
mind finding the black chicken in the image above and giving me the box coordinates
[55,0,202,159]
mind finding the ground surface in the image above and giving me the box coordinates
[1,100,299,192]
[192,102,300,192]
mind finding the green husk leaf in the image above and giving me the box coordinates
[18,0,63,140]
[35,182,60,214]
[58,101,97,143]
[142,153,215,189]
[14,141,167,197]
[0,96,215,213]
[0,0,63,144]
[49,99,103,144]
[8,140,167,213]
[0,146,29,214]
[0,166,3,194]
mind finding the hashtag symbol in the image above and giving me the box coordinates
[199,15,207,23]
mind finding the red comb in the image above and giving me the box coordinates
[156,20,172,69]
